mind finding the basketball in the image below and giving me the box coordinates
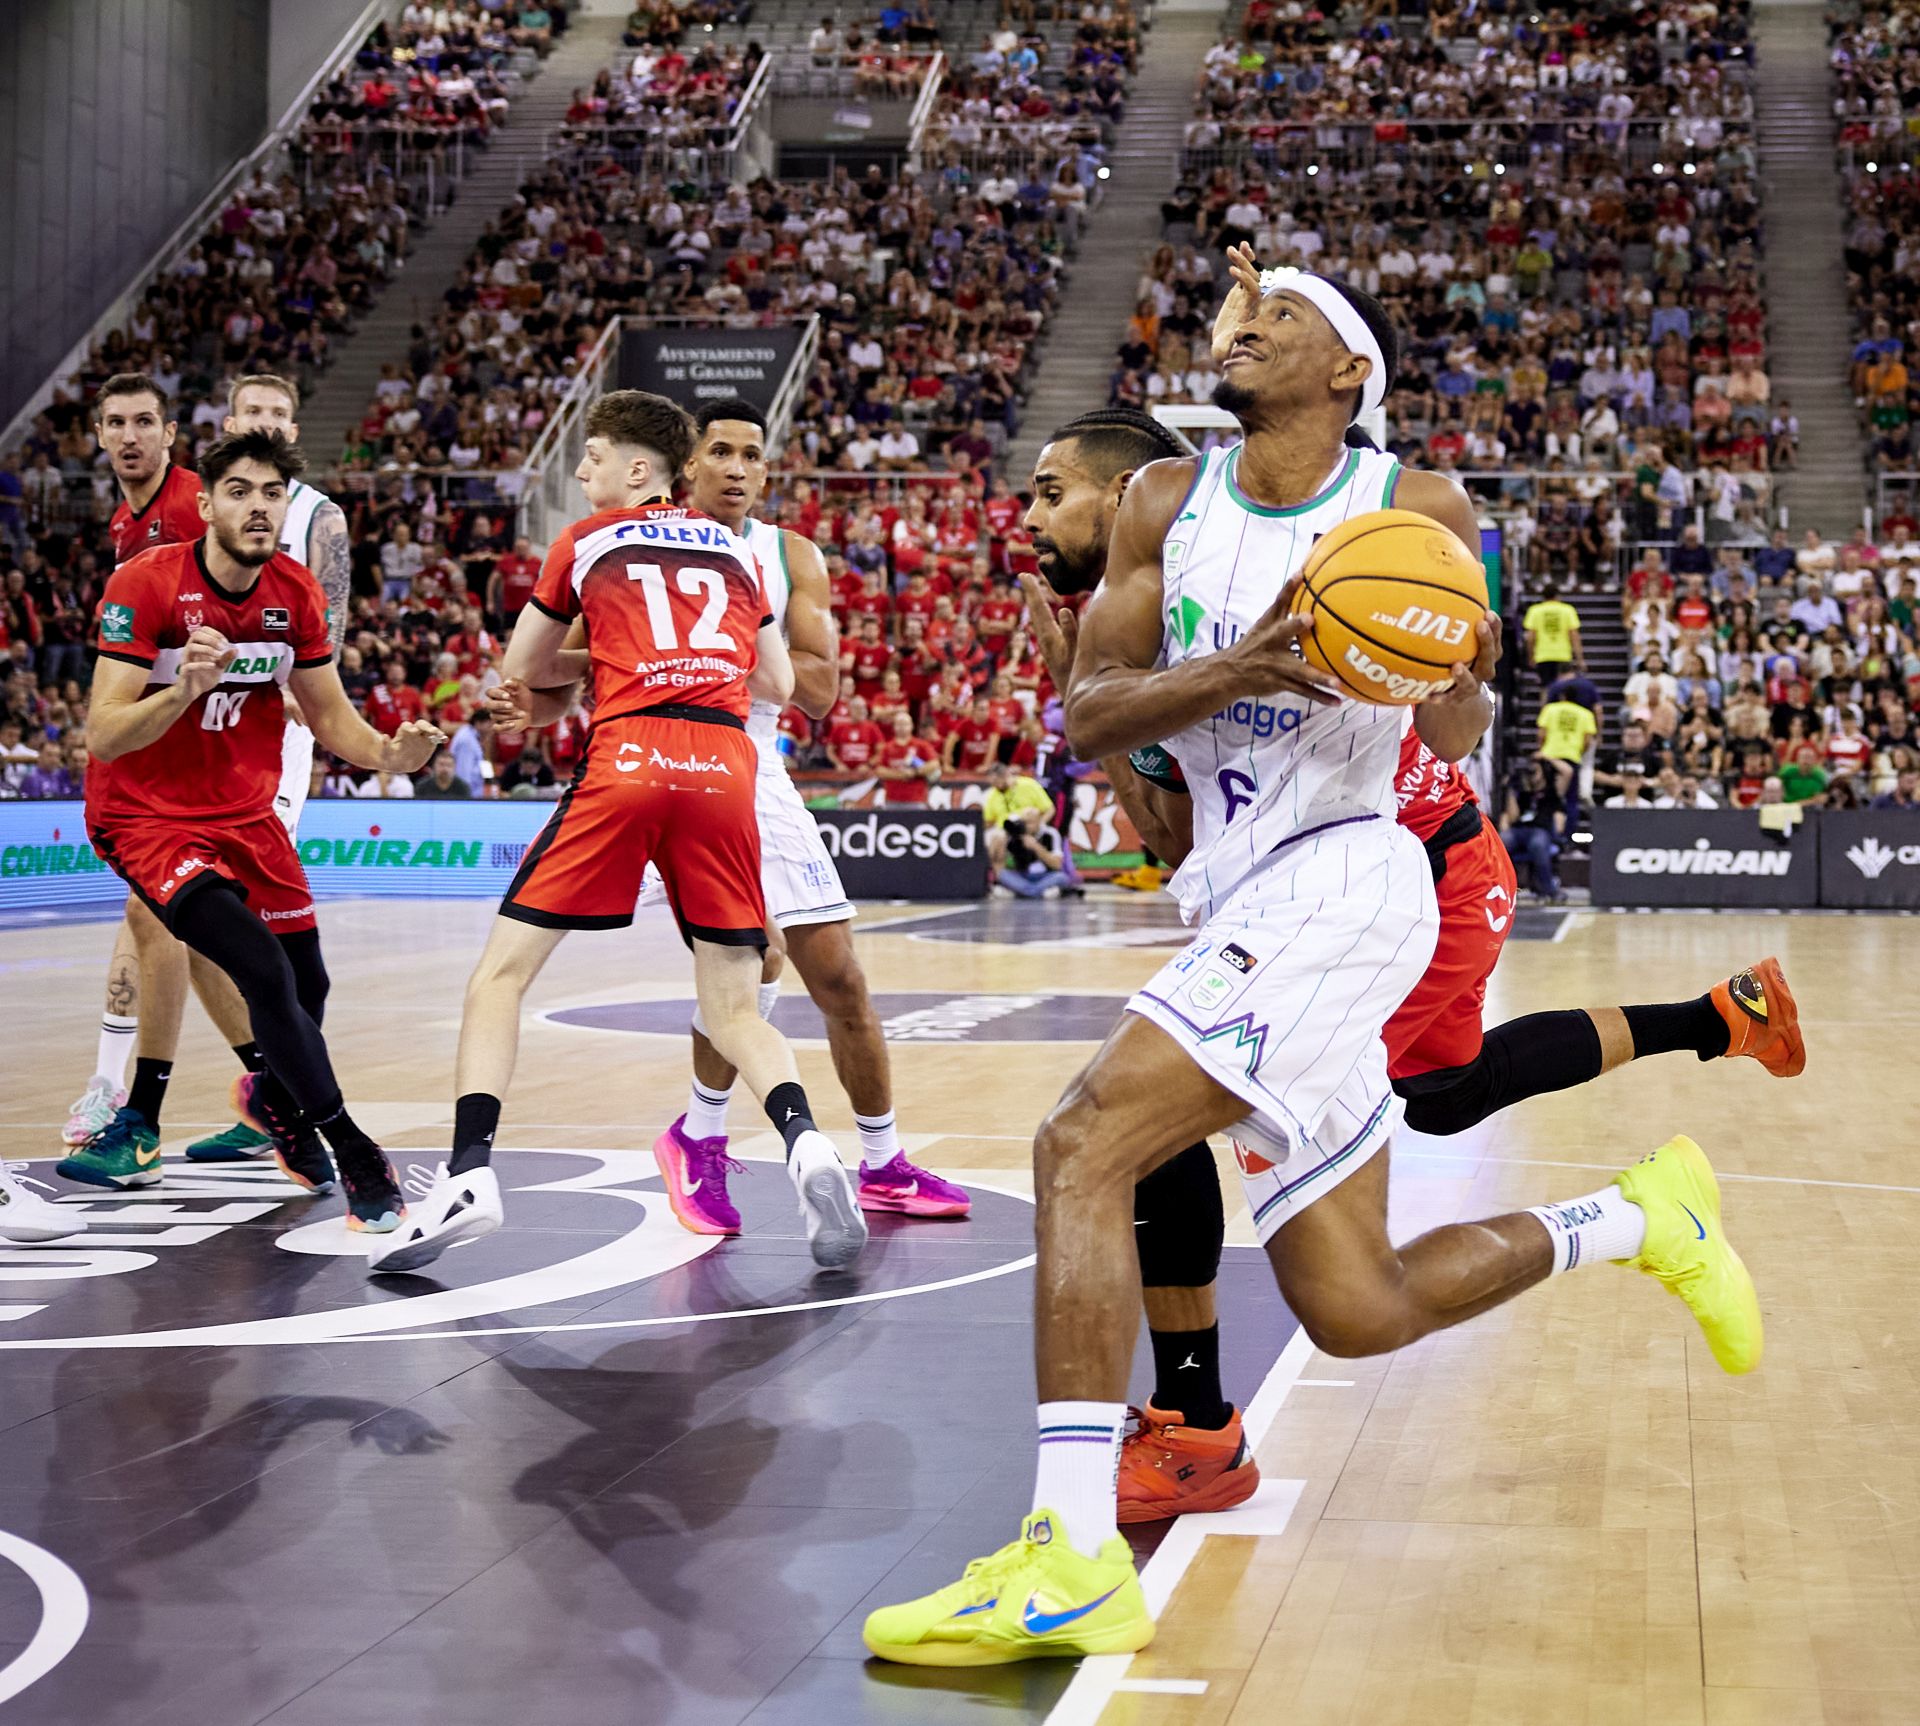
[1288,509,1490,705]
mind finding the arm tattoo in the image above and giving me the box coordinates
[310,502,353,653]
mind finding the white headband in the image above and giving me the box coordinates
[1258,266,1388,420]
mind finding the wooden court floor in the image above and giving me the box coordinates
[0,897,1915,1725]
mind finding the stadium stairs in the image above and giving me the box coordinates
[1753,0,1867,538]
[1005,7,1230,479]
[299,9,629,462]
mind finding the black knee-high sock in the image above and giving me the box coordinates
[128,1057,171,1128]
[1622,994,1730,1061]
[764,1082,816,1157]
[450,1093,502,1175]
[1135,1143,1231,1429]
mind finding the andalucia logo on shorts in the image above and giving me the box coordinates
[101,603,135,644]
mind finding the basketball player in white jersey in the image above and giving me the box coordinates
[865,267,1762,1665]
[495,398,970,1226]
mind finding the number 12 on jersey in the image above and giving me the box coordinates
[626,560,737,652]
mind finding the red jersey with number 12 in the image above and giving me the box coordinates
[90,541,333,823]
[1394,728,1479,842]
[109,464,205,567]
[530,502,770,721]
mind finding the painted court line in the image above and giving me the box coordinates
[1046,1326,1318,1726]
[0,1530,89,1706]
[1114,1678,1210,1695]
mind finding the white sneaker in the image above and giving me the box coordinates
[786,1130,867,1270]
[63,1076,125,1146]
[0,1164,82,1243]
[366,1164,503,1276]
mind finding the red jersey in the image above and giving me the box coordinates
[850,639,892,690]
[877,736,932,803]
[109,464,205,567]
[951,718,1002,775]
[829,718,885,769]
[90,540,332,823]
[365,680,427,735]
[497,552,541,613]
[1394,729,1479,843]
[531,503,769,721]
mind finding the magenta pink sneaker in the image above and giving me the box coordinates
[652,1115,743,1235]
[857,1155,971,1218]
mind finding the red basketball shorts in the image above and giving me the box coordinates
[89,810,317,934]
[1384,814,1518,1079]
[501,711,766,945]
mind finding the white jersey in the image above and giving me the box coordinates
[279,478,329,566]
[744,516,790,752]
[1160,441,1410,924]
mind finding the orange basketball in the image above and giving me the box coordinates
[1288,508,1489,706]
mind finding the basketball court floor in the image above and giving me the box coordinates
[0,894,1913,1725]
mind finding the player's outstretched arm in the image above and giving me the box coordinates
[89,628,232,760]
[1066,460,1337,760]
[502,604,575,689]
[748,618,795,709]
[1398,469,1497,764]
[780,531,841,720]
[291,662,445,775]
[1018,571,1194,865]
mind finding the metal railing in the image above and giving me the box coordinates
[907,52,948,157]
[291,120,484,217]
[545,48,777,183]
[765,315,821,453]
[518,315,626,553]
[1174,115,1756,182]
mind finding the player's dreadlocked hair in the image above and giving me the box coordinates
[585,390,694,479]
[1048,406,1191,482]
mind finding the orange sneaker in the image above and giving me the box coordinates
[1116,1403,1260,1524]
[1710,956,1805,1078]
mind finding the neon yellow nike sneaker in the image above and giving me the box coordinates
[863,1510,1153,1666]
[1614,1134,1762,1375]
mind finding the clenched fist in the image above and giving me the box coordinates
[179,627,236,701]
[384,717,448,774]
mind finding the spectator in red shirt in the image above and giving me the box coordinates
[489,534,540,623]
[870,666,911,732]
[364,658,426,734]
[983,474,1023,543]
[976,579,1023,652]
[827,695,886,772]
[945,617,991,688]
[944,693,1004,775]
[985,672,1023,736]
[875,710,937,804]
[1826,709,1872,778]
[1622,549,1675,624]
[896,568,947,629]
[847,615,892,697]
[844,567,891,634]
[778,704,815,758]
[444,605,497,677]
[924,595,958,654]
[898,617,940,708]
[1673,577,1714,636]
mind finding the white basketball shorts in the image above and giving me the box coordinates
[275,721,314,836]
[638,745,852,928]
[1127,813,1439,1244]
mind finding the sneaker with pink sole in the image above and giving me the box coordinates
[858,1155,971,1218]
[652,1115,744,1235]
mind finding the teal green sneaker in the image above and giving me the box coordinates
[56,1108,163,1190]
[185,1120,273,1163]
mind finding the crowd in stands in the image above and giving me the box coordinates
[1119,0,1780,610]
[1831,1,1920,484]
[556,43,768,160]
[1495,520,1920,894]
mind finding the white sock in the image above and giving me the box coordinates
[1528,1184,1647,1275]
[96,1014,137,1091]
[1033,1401,1125,1558]
[684,1080,733,1142]
[855,1109,901,1168]
[757,980,781,1020]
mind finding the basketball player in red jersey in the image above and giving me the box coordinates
[373,391,867,1276]
[63,429,444,1230]
[62,374,269,1174]
[1016,404,1804,1524]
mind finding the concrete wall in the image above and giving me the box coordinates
[0,0,272,418]
[269,0,376,123]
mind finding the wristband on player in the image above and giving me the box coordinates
[1128,743,1190,793]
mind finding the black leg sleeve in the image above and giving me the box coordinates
[1133,1140,1226,1289]
[1394,1010,1605,1136]
[171,883,343,1118]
